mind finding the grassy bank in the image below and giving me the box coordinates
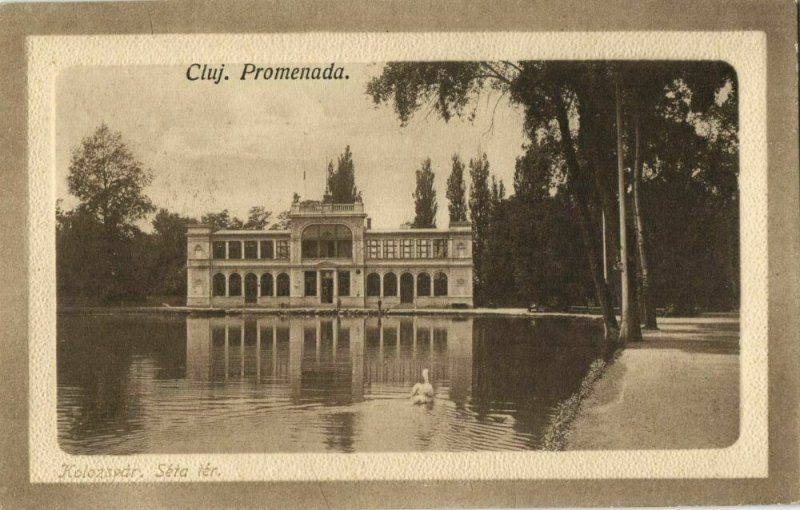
[541,354,616,451]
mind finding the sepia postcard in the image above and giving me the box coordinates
[1,1,798,508]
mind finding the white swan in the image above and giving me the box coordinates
[410,368,434,405]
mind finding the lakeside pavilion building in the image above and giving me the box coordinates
[186,200,474,309]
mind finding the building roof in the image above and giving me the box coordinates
[212,229,290,235]
[366,228,471,235]
[206,227,471,236]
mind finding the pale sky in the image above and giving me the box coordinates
[56,64,527,229]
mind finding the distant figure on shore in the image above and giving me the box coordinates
[410,368,435,405]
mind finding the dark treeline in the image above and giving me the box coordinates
[57,201,292,304]
[373,60,739,336]
[405,150,593,309]
[411,137,737,314]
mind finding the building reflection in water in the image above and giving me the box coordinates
[60,314,606,453]
[186,315,473,406]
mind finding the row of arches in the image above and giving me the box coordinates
[212,271,450,300]
[213,272,290,298]
[366,271,448,297]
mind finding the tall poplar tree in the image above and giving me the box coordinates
[484,176,514,305]
[446,154,468,223]
[412,158,438,228]
[326,145,359,203]
[468,153,492,305]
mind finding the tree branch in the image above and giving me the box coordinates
[501,60,523,74]
[479,63,514,86]
[484,89,509,137]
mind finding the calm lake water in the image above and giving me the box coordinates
[57,314,604,454]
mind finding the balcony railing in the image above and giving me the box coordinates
[290,202,364,214]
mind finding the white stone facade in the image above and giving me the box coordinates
[186,202,473,309]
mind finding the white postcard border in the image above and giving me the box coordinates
[28,32,767,483]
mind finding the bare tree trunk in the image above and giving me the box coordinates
[627,238,642,332]
[577,99,621,270]
[575,197,619,341]
[615,79,642,344]
[632,110,658,329]
[576,95,623,315]
[553,92,619,341]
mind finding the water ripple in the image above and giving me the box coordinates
[57,314,603,454]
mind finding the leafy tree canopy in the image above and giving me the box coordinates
[368,60,739,318]
[244,206,272,229]
[270,210,291,230]
[201,209,243,231]
[67,123,155,230]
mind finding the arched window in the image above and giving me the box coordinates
[244,273,258,302]
[260,273,274,296]
[301,224,353,259]
[434,272,448,296]
[212,273,226,296]
[383,272,397,296]
[276,273,290,297]
[228,273,242,296]
[366,273,381,297]
[417,272,431,297]
[400,273,414,303]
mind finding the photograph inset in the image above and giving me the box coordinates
[55,61,739,454]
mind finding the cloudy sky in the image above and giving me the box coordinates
[56,63,527,229]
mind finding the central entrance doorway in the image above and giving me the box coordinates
[320,270,334,304]
[244,273,258,304]
[400,272,414,304]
